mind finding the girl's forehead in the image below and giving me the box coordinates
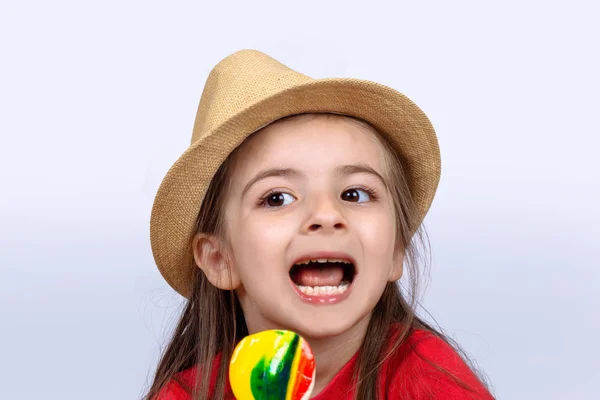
[223,116,392,205]
[238,116,385,166]
[223,118,390,200]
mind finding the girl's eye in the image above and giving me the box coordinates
[342,188,376,203]
[262,192,295,208]
[258,187,377,208]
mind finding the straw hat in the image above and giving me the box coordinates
[150,49,441,299]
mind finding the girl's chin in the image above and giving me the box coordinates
[283,315,365,340]
[240,290,373,338]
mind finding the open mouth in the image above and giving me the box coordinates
[289,259,356,296]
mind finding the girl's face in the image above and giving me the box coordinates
[205,115,403,339]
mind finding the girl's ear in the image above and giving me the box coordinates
[388,243,404,282]
[192,233,241,290]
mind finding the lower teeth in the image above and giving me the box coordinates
[296,282,350,296]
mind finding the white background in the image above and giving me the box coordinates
[1,1,598,399]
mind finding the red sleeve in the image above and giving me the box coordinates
[386,331,495,400]
[154,379,190,400]
[152,358,228,400]
[153,365,199,400]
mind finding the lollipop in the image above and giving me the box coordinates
[229,330,316,400]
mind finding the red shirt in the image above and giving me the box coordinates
[156,329,494,399]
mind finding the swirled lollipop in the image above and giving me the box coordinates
[229,330,316,400]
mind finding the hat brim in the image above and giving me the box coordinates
[150,77,440,298]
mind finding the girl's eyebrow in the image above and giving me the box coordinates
[241,163,388,198]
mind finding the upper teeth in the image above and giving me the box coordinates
[295,258,352,265]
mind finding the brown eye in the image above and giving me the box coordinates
[342,188,372,203]
[263,192,294,207]
[266,193,284,207]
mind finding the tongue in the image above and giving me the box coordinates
[292,262,345,287]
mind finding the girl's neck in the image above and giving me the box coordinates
[305,313,372,396]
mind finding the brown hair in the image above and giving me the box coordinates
[143,113,491,399]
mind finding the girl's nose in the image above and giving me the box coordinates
[302,192,348,234]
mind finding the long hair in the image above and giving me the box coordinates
[143,113,491,399]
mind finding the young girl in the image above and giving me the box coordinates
[144,49,494,399]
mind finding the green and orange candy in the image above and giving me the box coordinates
[229,330,316,400]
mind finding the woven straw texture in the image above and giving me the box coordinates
[150,49,441,298]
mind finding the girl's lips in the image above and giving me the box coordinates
[289,278,354,304]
